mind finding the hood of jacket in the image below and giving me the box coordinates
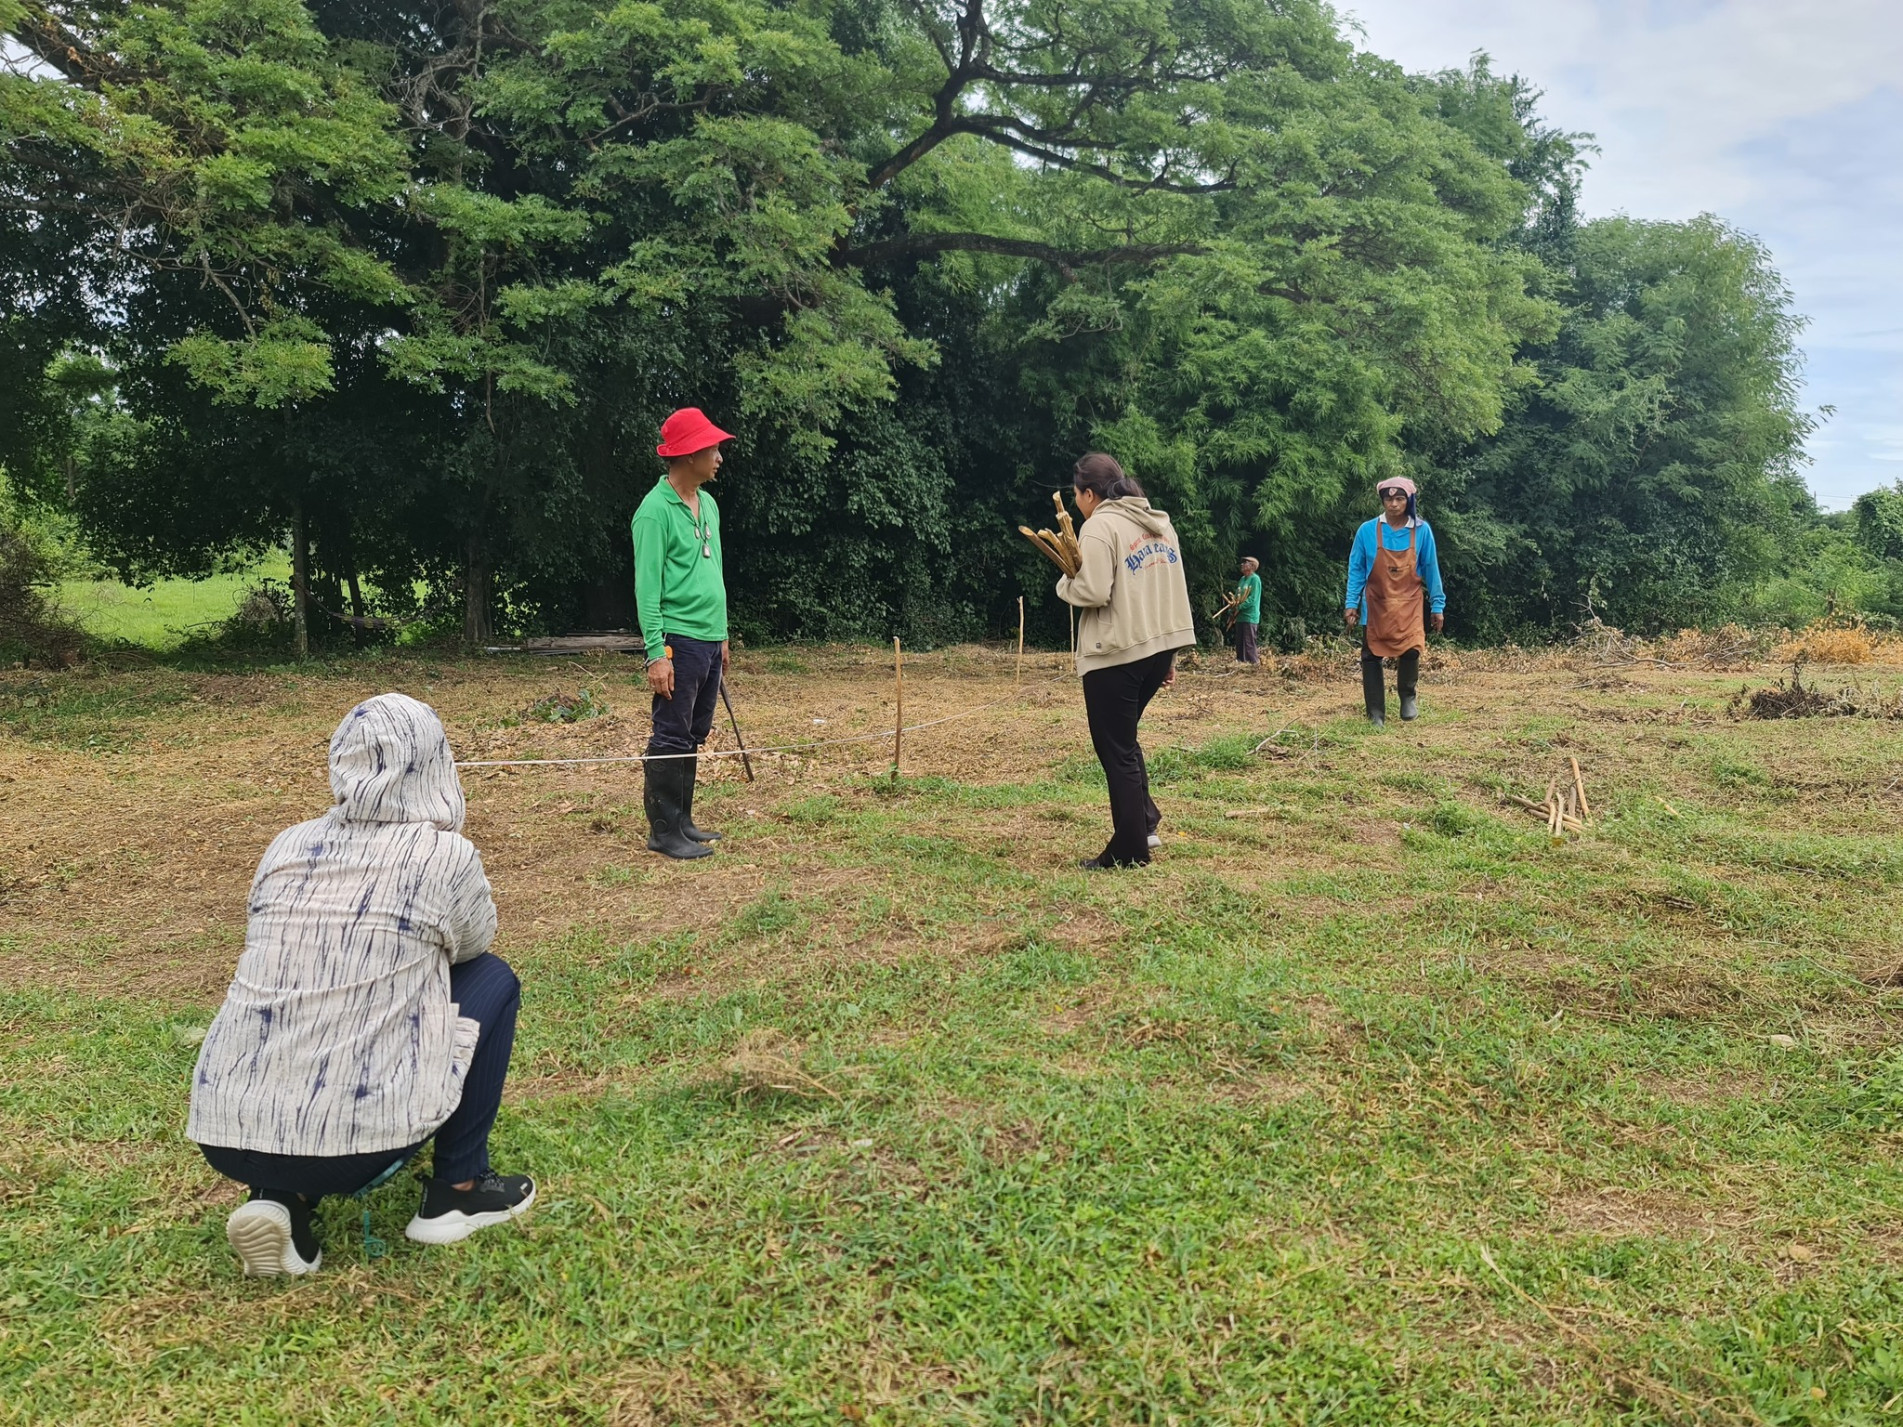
[327,692,466,831]
[1094,495,1170,537]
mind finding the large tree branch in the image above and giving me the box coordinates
[8,6,113,88]
[869,111,1232,195]
[866,2,1233,194]
[972,124,1236,193]
[864,118,962,191]
[834,230,1203,275]
[899,0,958,71]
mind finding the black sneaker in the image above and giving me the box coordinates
[404,1171,536,1245]
[227,1194,322,1276]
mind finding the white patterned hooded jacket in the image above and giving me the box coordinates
[187,693,497,1157]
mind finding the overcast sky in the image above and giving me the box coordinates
[1340,0,1903,511]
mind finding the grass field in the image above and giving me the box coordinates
[4,642,1903,1424]
[56,556,292,650]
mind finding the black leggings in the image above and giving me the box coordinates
[199,952,521,1199]
[1081,649,1174,866]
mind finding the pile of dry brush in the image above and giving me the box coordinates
[1728,658,1903,720]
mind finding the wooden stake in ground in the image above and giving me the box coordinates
[1016,596,1025,689]
[892,636,903,779]
[1570,756,1591,822]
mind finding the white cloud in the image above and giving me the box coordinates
[1340,0,1903,507]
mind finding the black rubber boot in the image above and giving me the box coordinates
[645,759,714,860]
[1397,650,1420,721]
[1361,657,1387,728]
[681,760,721,843]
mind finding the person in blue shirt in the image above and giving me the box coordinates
[1343,477,1445,726]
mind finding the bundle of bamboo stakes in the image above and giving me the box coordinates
[1508,756,1594,841]
[1019,492,1083,577]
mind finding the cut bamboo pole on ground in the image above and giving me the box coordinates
[1510,761,1596,840]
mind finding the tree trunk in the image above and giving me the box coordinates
[462,540,493,646]
[291,502,310,658]
[346,568,368,646]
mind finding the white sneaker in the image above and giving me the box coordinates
[405,1172,537,1245]
[1147,833,1162,849]
[227,1199,322,1277]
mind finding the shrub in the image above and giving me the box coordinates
[0,517,84,668]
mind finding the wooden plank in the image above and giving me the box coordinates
[488,634,646,654]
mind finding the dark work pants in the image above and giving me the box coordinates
[199,952,522,1198]
[1235,622,1259,665]
[648,633,722,757]
[1081,649,1174,866]
[1360,635,1420,705]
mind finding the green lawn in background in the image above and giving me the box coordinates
[58,554,291,650]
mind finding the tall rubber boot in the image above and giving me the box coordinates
[1397,650,1420,722]
[681,759,721,843]
[645,758,713,860]
[1361,655,1387,728]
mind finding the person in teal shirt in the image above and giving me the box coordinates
[1232,557,1263,665]
[632,407,734,860]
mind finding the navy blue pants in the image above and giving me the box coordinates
[199,952,521,1197]
[648,633,722,757]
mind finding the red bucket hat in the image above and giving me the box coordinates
[656,407,735,458]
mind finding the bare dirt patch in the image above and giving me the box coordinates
[1550,1186,1757,1239]
[8,645,1903,1038]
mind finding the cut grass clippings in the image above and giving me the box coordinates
[4,643,1903,1424]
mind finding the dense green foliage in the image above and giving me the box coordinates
[0,0,1863,647]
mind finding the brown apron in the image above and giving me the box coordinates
[1364,522,1426,658]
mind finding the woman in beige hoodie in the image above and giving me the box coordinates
[1056,454,1197,867]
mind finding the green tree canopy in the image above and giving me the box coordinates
[0,3,1826,649]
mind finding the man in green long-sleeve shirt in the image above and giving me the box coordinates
[632,407,734,860]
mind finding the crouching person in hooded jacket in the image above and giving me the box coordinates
[188,693,534,1277]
